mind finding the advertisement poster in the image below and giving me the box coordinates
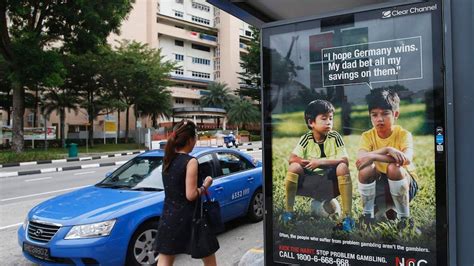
[262,1,447,265]
[1,126,56,141]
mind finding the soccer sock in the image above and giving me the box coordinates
[358,181,376,218]
[388,178,410,218]
[284,172,299,212]
[337,174,353,217]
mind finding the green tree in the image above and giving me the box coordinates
[41,87,79,147]
[200,82,234,129]
[0,58,12,125]
[103,40,175,140]
[65,51,110,147]
[0,0,134,152]
[227,98,260,131]
[237,26,261,104]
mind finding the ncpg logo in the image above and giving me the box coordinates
[395,257,428,266]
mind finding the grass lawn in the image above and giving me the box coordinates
[0,143,146,164]
[271,134,436,248]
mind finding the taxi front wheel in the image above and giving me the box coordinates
[247,189,264,222]
[126,220,159,266]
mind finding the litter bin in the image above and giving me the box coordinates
[68,143,78,158]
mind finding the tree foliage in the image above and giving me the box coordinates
[227,98,260,130]
[102,40,175,138]
[0,0,134,151]
[237,26,261,103]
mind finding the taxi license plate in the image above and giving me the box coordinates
[23,242,50,260]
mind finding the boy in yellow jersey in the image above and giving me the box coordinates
[356,89,418,229]
[282,100,354,231]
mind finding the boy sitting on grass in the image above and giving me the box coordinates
[282,99,354,231]
[356,89,418,230]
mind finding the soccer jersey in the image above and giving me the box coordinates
[358,125,416,175]
[292,130,349,173]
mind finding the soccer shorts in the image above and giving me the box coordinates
[295,167,339,201]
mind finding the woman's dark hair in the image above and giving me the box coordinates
[304,100,335,129]
[163,120,197,172]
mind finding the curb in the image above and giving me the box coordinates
[0,161,128,178]
[0,147,262,178]
[0,150,145,169]
[238,247,264,266]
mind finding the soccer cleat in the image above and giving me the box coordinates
[358,214,375,227]
[342,216,355,232]
[281,212,294,223]
[397,217,422,235]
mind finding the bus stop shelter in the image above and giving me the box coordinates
[208,0,473,265]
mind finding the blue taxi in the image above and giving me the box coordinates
[17,147,263,265]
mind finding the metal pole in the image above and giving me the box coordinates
[44,114,48,151]
[86,124,89,154]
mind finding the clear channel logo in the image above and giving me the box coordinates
[382,10,392,18]
[381,4,438,19]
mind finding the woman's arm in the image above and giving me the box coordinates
[185,158,213,201]
[185,158,200,201]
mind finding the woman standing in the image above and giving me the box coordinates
[155,120,217,266]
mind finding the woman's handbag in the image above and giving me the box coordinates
[203,193,225,233]
[190,197,220,259]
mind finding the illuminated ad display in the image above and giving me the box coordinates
[262,1,447,265]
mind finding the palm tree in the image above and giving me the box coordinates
[200,82,234,128]
[41,87,79,147]
[227,98,260,131]
[137,88,173,128]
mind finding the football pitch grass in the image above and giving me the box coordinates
[271,135,436,248]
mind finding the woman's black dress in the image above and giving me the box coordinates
[155,153,196,255]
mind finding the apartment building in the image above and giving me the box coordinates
[1,0,253,140]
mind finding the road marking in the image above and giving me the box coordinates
[25,177,52,182]
[0,223,23,230]
[74,171,96,176]
[249,248,264,253]
[0,185,88,202]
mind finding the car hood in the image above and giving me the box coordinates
[29,186,164,226]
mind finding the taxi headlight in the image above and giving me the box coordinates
[23,217,29,230]
[65,219,116,239]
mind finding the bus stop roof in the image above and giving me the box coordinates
[206,0,423,27]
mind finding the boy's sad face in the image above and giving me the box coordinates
[309,112,333,135]
[370,108,399,132]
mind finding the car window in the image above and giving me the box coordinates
[99,157,164,189]
[198,154,215,181]
[216,152,254,176]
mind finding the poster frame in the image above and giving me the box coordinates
[260,0,452,265]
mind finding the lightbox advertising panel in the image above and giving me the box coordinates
[262,1,447,265]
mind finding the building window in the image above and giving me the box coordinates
[175,98,184,104]
[175,69,184,75]
[174,10,183,18]
[175,40,184,47]
[192,71,211,79]
[192,57,210,65]
[175,0,183,4]
[175,54,184,61]
[191,43,210,52]
[192,2,210,12]
[245,30,252,37]
[192,99,200,105]
[214,71,220,79]
[191,15,210,25]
